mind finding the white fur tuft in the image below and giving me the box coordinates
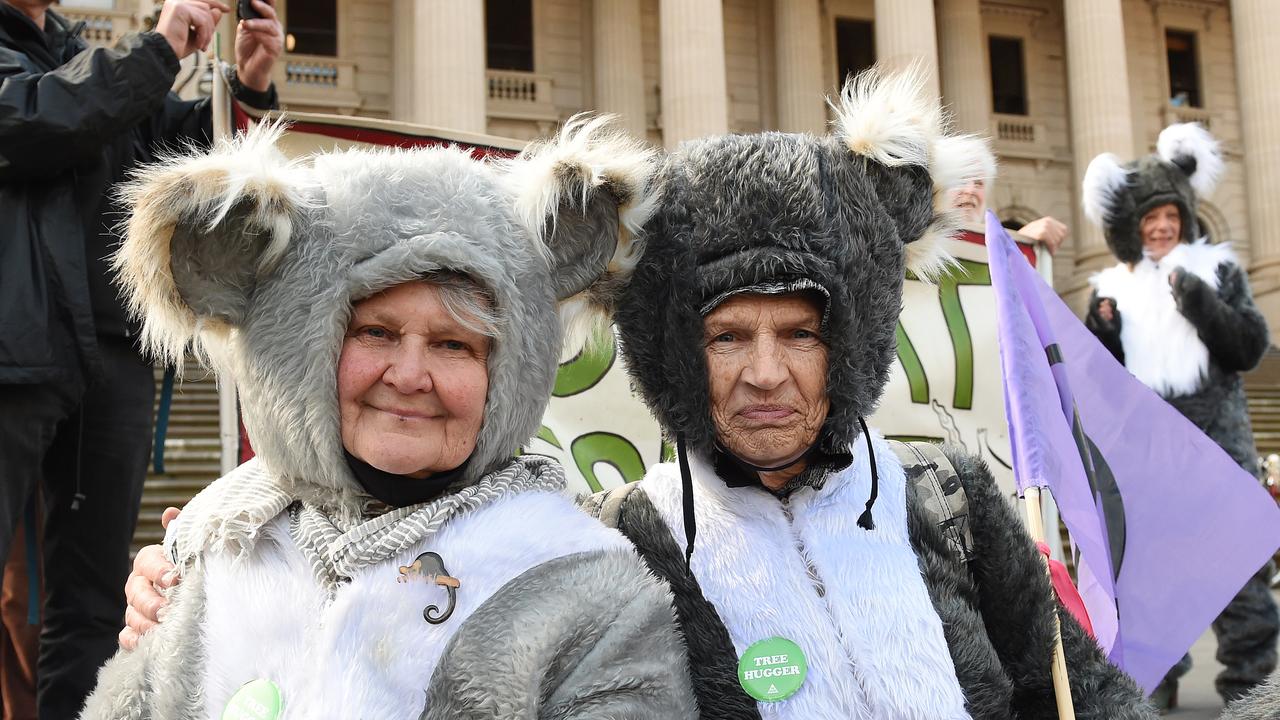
[505,113,658,249]
[1082,153,1130,226]
[831,64,940,168]
[1157,122,1223,196]
[112,120,310,374]
[504,114,659,358]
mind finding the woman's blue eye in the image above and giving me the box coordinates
[441,340,468,352]
[363,327,389,339]
[714,333,735,343]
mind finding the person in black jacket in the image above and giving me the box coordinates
[0,1,280,716]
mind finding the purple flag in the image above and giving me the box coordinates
[984,211,1280,693]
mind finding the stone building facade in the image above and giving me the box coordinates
[57,0,1280,330]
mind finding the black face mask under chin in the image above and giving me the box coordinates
[674,417,881,572]
[343,451,466,509]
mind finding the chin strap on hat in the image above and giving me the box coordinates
[856,416,878,531]
[676,432,697,572]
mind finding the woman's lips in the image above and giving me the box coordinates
[738,405,795,422]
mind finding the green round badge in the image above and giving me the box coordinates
[737,637,808,702]
[221,679,283,720]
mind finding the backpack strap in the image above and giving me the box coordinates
[579,481,644,529]
[887,440,975,564]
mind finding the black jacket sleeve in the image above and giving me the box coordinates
[1084,291,1125,365]
[150,65,279,153]
[1172,262,1271,374]
[0,31,178,180]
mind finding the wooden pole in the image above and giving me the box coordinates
[1024,485,1078,720]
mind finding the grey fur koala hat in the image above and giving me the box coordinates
[615,68,994,460]
[1082,122,1223,264]
[113,117,657,510]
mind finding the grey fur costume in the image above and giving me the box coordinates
[1224,672,1280,720]
[1082,124,1278,702]
[78,121,695,719]
[607,69,1157,718]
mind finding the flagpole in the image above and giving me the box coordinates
[211,27,239,475]
[1024,485,1078,720]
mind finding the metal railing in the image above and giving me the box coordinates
[58,6,136,46]
[486,69,557,122]
[273,54,362,112]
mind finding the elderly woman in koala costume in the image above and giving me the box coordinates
[77,121,696,719]
[1081,124,1278,708]
[578,70,1158,719]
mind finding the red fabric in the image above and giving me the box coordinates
[958,229,1037,268]
[1037,542,1094,638]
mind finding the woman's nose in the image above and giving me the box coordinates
[743,340,788,390]
[382,343,435,394]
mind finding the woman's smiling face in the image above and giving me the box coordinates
[337,281,492,478]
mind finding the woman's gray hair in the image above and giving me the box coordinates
[421,271,503,339]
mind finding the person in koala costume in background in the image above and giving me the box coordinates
[580,69,1158,720]
[1081,123,1279,709]
[76,119,696,720]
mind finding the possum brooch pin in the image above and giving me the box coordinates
[398,552,460,624]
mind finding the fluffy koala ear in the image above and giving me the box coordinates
[506,114,659,351]
[1082,152,1130,227]
[1157,122,1222,196]
[113,122,309,368]
[832,65,993,281]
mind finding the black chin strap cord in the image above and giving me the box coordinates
[676,432,697,572]
[856,416,878,531]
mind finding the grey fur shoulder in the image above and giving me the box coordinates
[1223,673,1280,720]
[422,547,696,720]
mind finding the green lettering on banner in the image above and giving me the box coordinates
[553,340,616,397]
[894,321,930,404]
[571,432,646,492]
[937,259,991,411]
[737,637,807,702]
[536,425,562,450]
[221,679,282,720]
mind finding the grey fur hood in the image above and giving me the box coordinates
[1082,122,1223,264]
[614,68,994,456]
[113,117,657,511]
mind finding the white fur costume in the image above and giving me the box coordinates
[1091,239,1236,397]
[640,431,970,720]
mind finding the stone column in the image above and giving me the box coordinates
[392,0,487,133]
[774,0,825,134]
[659,0,728,147]
[936,0,990,135]
[593,0,648,139]
[1232,0,1280,335]
[1064,0,1134,291]
[874,0,940,100]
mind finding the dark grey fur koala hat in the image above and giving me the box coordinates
[615,68,994,459]
[1082,123,1223,263]
[114,118,656,511]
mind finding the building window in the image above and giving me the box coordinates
[835,18,875,85]
[486,0,534,72]
[285,0,337,56]
[988,36,1028,116]
[1166,30,1202,108]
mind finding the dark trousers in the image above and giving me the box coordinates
[0,336,153,719]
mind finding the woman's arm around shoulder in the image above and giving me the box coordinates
[423,547,697,720]
[79,563,210,720]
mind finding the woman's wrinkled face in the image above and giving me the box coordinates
[703,293,830,468]
[337,282,490,478]
[1140,203,1182,262]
